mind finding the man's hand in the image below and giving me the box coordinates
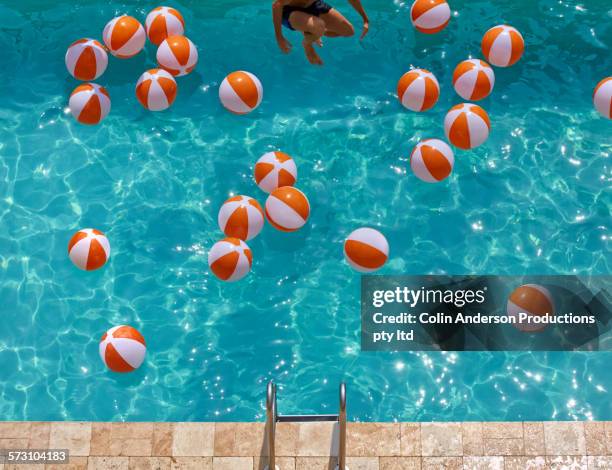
[277,36,292,53]
[360,21,369,40]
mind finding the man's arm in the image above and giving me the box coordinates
[273,0,292,53]
[348,0,369,39]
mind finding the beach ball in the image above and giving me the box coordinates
[507,284,554,332]
[344,228,389,273]
[410,0,451,34]
[208,238,252,282]
[145,6,185,46]
[68,228,110,271]
[99,325,146,373]
[65,38,108,81]
[156,35,198,77]
[68,83,111,125]
[265,187,310,232]
[254,151,298,193]
[397,68,440,112]
[219,71,263,115]
[444,103,490,150]
[135,69,177,111]
[218,195,265,241]
[482,25,524,68]
[593,77,612,119]
[410,139,454,183]
[452,59,495,101]
[102,15,146,58]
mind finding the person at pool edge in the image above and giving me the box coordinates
[272,0,369,65]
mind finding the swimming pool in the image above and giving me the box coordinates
[0,0,610,422]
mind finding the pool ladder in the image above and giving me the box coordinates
[266,381,347,470]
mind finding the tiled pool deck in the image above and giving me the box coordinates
[0,421,610,469]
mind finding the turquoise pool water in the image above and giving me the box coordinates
[0,0,610,422]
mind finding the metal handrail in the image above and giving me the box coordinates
[266,381,276,470]
[338,382,347,470]
[266,381,347,470]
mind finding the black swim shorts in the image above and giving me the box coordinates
[282,1,333,30]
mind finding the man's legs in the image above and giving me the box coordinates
[320,9,355,37]
[288,11,325,65]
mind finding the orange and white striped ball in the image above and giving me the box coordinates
[102,15,146,58]
[65,38,108,81]
[593,77,612,119]
[208,238,252,282]
[507,284,554,332]
[344,228,389,273]
[452,59,495,101]
[156,35,198,77]
[265,187,310,232]
[410,0,451,34]
[482,25,524,68]
[219,71,263,115]
[444,103,490,150]
[145,6,185,46]
[218,195,265,241]
[68,228,111,271]
[68,83,111,125]
[410,139,454,183]
[99,325,146,373]
[254,151,298,193]
[135,69,177,111]
[397,69,440,112]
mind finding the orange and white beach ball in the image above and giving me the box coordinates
[68,228,110,271]
[68,83,111,125]
[156,35,198,77]
[145,6,185,46]
[135,69,177,111]
[65,38,108,81]
[397,68,440,112]
[593,77,612,119]
[102,15,146,58]
[507,284,554,332]
[219,71,263,115]
[482,25,524,68]
[410,139,454,183]
[208,238,252,282]
[265,187,310,232]
[218,195,265,241]
[410,0,451,34]
[254,151,298,193]
[99,325,146,373]
[344,228,389,273]
[444,103,490,150]
[452,59,495,101]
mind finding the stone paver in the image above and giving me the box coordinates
[211,456,253,470]
[421,456,462,469]
[169,457,212,470]
[503,456,547,470]
[379,456,421,470]
[420,423,462,456]
[346,423,400,457]
[463,456,504,470]
[400,423,421,456]
[523,422,545,456]
[461,422,483,456]
[49,423,92,456]
[0,420,606,469]
[543,422,586,455]
[296,422,337,457]
[172,423,214,457]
